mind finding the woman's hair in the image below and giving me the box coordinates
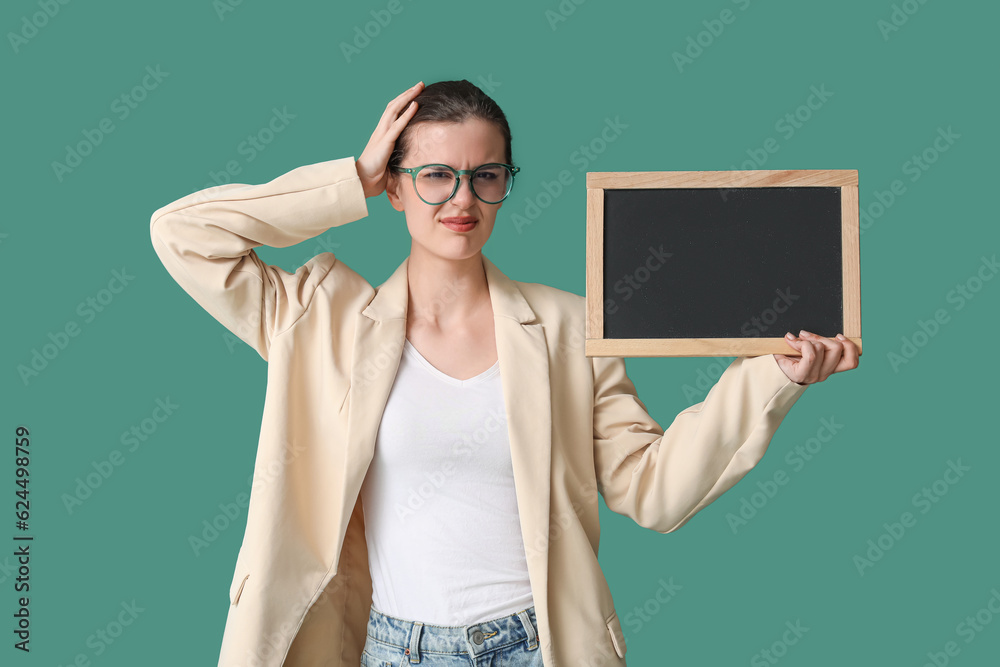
[388,79,513,173]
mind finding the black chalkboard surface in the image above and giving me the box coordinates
[585,170,861,357]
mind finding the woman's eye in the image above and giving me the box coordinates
[424,171,451,179]
[475,172,498,181]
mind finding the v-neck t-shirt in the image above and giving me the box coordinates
[359,338,534,625]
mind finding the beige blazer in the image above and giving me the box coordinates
[149,157,808,667]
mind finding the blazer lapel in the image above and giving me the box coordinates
[344,253,552,616]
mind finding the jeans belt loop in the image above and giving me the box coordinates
[517,609,538,650]
[407,621,422,663]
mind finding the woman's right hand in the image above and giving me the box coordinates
[356,81,424,199]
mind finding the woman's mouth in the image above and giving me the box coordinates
[441,216,477,232]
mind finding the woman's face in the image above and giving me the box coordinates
[386,118,507,263]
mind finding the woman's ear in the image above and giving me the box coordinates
[386,172,405,212]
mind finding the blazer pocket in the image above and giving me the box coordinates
[230,571,250,606]
[606,610,627,658]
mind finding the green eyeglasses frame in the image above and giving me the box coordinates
[391,163,521,205]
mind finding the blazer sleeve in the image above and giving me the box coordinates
[149,157,369,361]
[592,353,808,533]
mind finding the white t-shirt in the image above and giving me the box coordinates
[360,338,534,625]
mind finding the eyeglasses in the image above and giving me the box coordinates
[391,163,521,205]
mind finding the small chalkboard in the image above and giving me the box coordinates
[585,170,861,357]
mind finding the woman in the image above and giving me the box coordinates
[150,79,858,667]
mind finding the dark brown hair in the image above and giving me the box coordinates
[388,79,513,173]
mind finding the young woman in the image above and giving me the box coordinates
[150,79,858,667]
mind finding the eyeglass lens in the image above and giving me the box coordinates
[414,165,512,204]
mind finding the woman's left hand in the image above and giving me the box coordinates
[773,331,860,385]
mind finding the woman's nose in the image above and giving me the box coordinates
[451,175,476,207]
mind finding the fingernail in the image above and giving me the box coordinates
[799,330,809,337]
[836,333,846,340]
[785,332,796,340]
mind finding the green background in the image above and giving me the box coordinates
[4,1,997,665]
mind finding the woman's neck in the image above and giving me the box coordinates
[405,249,491,330]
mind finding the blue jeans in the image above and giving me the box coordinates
[361,603,543,666]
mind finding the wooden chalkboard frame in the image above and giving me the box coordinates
[585,169,862,357]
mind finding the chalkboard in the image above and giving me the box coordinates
[585,170,861,357]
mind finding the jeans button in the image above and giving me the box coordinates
[471,629,484,644]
